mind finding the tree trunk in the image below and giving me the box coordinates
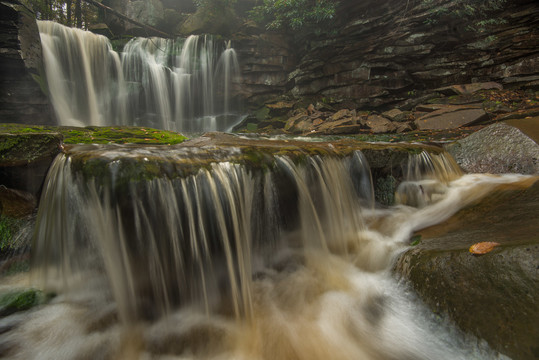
[66,0,72,26]
[75,0,82,28]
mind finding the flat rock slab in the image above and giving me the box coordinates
[445,122,539,174]
[435,82,503,96]
[394,180,539,360]
[415,108,488,130]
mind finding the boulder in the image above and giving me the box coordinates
[394,180,539,360]
[365,115,396,133]
[445,122,539,174]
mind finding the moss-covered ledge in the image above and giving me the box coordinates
[0,124,188,146]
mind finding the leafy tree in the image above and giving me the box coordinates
[249,0,338,35]
[25,0,97,29]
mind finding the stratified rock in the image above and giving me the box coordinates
[0,0,52,125]
[266,101,295,117]
[435,82,503,96]
[394,181,539,360]
[445,122,539,174]
[415,108,488,130]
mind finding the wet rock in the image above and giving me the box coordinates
[394,181,539,360]
[415,108,488,130]
[0,187,36,218]
[445,122,539,174]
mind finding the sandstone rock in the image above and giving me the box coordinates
[284,112,308,131]
[329,109,354,122]
[382,109,406,122]
[415,108,488,130]
[435,82,503,96]
[266,101,296,117]
[395,122,413,133]
[445,122,539,174]
[365,115,396,133]
[394,181,539,360]
[317,117,355,133]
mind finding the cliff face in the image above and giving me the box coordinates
[0,0,52,125]
[233,0,539,110]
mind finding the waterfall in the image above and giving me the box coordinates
[4,144,523,359]
[31,145,375,323]
[38,21,242,132]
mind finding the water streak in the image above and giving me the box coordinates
[2,146,529,359]
[38,21,242,132]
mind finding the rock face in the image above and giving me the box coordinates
[394,180,539,360]
[0,132,63,197]
[232,0,539,110]
[0,0,52,125]
[445,122,539,174]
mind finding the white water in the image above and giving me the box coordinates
[38,21,242,132]
[1,148,531,359]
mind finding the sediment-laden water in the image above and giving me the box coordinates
[1,145,530,359]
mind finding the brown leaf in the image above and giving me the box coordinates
[469,242,500,255]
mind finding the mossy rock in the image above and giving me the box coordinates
[0,124,188,146]
[394,181,539,360]
[0,288,49,316]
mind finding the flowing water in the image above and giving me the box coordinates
[1,144,532,359]
[38,21,243,132]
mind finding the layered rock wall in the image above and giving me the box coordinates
[0,0,52,125]
[234,0,539,110]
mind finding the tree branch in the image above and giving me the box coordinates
[83,0,173,38]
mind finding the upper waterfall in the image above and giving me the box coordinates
[38,21,242,132]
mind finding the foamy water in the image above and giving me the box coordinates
[1,149,534,360]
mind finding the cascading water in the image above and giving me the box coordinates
[38,21,242,132]
[1,142,531,359]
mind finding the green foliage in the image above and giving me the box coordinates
[422,0,507,31]
[249,0,338,35]
[25,0,97,29]
[193,0,236,10]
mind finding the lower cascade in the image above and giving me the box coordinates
[38,21,242,132]
[2,141,534,359]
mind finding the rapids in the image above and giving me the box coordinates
[1,145,531,360]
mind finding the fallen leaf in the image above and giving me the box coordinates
[469,242,500,255]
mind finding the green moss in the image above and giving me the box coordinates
[0,289,49,316]
[0,124,187,145]
[375,175,397,206]
[0,217,25,253]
